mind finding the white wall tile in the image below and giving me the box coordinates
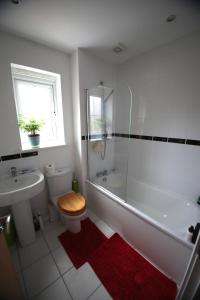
[118,31,200,139]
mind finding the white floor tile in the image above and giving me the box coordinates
[95,220,114,238]
[10,246,21,273]
[44,223,65,251]
[23,254,60,299]
[88,285,112,300]
[63,263,101,300]
[17,272,28,299]
[18,236,49,269]
[43,219,62,234]
[35,278,71,300]
[52,246,73,275]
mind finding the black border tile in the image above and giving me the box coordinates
[186,139,200,146]
[21,151,38,158]
[81,132,200,147]
[168,138,185,144]
[131,135,141,139]
[133,134,142,139]
[141,135,153,140]
[1,154,21,161]
[153,136,168,142]
[122,134,130,138]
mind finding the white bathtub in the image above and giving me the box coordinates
[88,172,196,286]
[93,172,200,242]
[93,171,127,199]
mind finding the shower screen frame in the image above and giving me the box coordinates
[85,82,133,199]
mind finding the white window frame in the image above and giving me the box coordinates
[11,63,66,150]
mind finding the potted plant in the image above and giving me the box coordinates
[18,115,45,147]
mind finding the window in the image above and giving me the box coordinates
[89,96,103,135]
[89,86,113,139]
[11,64,65,150]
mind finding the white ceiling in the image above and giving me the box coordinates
[0,0,200,64]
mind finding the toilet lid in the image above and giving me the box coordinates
[57,192,86,216]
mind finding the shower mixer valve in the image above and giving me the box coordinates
[102,170,108,176]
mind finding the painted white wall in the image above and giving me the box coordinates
[116,31,200,203]
[0,31,74,217]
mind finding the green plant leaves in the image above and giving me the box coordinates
[18,114,45,135]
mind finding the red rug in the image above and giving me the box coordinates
[89,233,177,300]
[58,218,108,268]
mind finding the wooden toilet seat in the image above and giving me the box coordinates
[57,192,86,216]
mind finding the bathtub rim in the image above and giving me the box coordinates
[86,180,193,250]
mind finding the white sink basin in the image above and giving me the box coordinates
[0,170,44,247]
[0,170,44,207]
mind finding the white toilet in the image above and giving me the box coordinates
[46,168,87,233]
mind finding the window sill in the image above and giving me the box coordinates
[21,141,67,152]
[89,137,113,142]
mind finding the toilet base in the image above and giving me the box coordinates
[60,210,87,233]
[66,219,81,233]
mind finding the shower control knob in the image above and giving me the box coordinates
[102,170,108,176]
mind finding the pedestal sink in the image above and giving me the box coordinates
[0,170,44,247]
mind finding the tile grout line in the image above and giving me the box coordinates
[17,232,50,270]
[15,218,104,300]
[18,226,62,299]
[19,251,51,271]
[28,230,63,300]
[31,277,62,300]
[61,265,74,277]
[17,234,52,300]
[20,217,109,299]
[14,244,29,300]
[41,227,74,300]
[86,283,102,300]
[42,217,105,300]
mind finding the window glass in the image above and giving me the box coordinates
[89,96,102,135]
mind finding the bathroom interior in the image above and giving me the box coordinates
[0,0,200,299]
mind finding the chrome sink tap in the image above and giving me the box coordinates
[11,167,17,177]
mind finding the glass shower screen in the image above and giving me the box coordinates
[86,82,132,201]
